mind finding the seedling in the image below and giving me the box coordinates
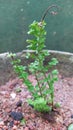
[10,5,59,112]
[20,118,26,125]
[15,87,22,93]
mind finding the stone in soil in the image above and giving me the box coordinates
[12,125,18,130]
[9,120,14,127]
[16,100,22,107]
[10,111,23,121]
[71,115,73,118]
[24,127,29,130]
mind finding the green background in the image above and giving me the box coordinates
[0,0,73,53]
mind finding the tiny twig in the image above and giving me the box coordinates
[41,5,59,21]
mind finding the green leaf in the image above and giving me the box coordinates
[49,58,59,66]
[28,98,51,112]
[52,69,59,75]
[55,103,60,108]
[20,118,26,125]
[26,52,30,59]
[15,87,21,93]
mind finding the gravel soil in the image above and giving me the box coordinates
[0,74,73,130]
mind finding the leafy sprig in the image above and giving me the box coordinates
[10,20,59,112]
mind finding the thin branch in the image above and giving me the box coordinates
[35,72,43,97]
[41,5,59,21]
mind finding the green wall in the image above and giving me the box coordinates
[0,0,73,53]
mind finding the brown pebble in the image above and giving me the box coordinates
[17,121,20,125]
[17,107,22,111]
[28,125,34,130]
[0,121,4,126]
[5,107,11,113]
[4,117,8,123]
[30,113,36,119]
[14,120,18,125]
[3,126,8,130]
[25,115,30,120]
[24,127,29,130]
[45,120,49,124]
[12,125,17,130]
[5,93,10,98]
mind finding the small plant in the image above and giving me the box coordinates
[15,87,22,93]
[20,118,26,125]
[10,5,59,113]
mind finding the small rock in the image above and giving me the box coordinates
[24,127,29,130]
[28,125,34,130]
[4,118,9,124]
[14,120,19,125]
[3,126,8,129]
[0,121,4,126]
[5,92,10,98]
[9,121,14,127]
[27,124,35,130]
[71,115,73,118]
[10,93,16,99]
[17,107,22,111]
[16,100,22,107]
[25,115,30,121]
[10,111,23,121]
[0,121,4,130]
[0,118,2,122]
[30,113,36,119]
[5,108,11,113]
[12,125,17,130]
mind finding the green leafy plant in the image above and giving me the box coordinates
[10,20,59,112]
[10,5,59,113]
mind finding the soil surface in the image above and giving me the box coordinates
[0,74,73,130]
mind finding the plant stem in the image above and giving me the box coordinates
[41,5,59,21]
[35,72,43,97]
[42,71,54,108]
